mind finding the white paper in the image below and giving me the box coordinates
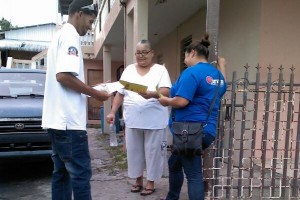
[93,81,124,94]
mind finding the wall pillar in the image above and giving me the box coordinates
[31,61,37,69]
[125,11,134,66]
[133,0,148,59]
[103,45,112,133]
[6,57,12,69]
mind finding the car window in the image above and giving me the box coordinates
[0,72,45,97]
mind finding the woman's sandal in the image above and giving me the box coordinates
[130,185,143,193]
[140,188,156,196]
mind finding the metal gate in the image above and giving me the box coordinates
[204,65,300,199]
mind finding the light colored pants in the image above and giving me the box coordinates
[125,127,166,181]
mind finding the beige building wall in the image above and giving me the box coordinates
[218,0,300,163]
[218,0,300,81]
[258,0,300,162]
[219,0,261,81]
[153,8,206,83]
[259,0,300,81]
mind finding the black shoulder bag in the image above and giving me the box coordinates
[171,74,221,157]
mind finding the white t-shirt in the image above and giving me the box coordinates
[42,23,87,130]
[119,63,172,129]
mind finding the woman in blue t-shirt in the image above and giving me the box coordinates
[158,34,227,200]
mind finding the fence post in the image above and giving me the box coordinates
[281,66,295,197]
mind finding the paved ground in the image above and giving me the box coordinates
[0,157,52,200]
[88,128,189,200]
[0,128,188,200]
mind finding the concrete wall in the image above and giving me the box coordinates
[218,0,300,163]
[219,0,261,81]
[217,0,300,81]
[153,8,206,83]
[259,0,300,81]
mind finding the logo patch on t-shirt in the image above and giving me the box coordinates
[206,76,224,86]
[206,76,213,84]
[68,46,78,56]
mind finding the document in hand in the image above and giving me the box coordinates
[119,80,148,93]
[93,81,124,94]
[156,84,164,98]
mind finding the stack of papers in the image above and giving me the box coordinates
[92,80,148,94]
[93,81,124,94]
[156,85,164,98]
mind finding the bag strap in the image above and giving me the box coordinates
[203,73,221,126]
[171,73,222,124]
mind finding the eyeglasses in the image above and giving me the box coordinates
[80,3,98,15]
[135,50,152,56]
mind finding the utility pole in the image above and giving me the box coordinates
[204,0,220,196]
[206,0,220,65]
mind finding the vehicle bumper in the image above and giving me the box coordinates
[0,133,52,157]
[0,150,52,158]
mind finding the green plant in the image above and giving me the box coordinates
[107,145,127,170]
[97,134,128,173]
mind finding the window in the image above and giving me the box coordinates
[24,64,30,69]
[16,63,23,69]
[0,72,45,96]
[40,58,44,66]
[180,35,192,72]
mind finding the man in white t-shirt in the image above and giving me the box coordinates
[42,0,111,199]
[106,40,172,196]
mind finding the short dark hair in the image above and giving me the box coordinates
[68,0,97,16]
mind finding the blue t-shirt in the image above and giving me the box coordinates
[169,62,227,137]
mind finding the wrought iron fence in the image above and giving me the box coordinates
[204,64,300,199]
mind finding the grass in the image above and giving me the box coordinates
[97,133,128,174]
[107,145,128,170]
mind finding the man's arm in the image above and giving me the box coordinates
[56,72,111,101]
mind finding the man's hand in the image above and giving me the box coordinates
[56,72,112,101]
[93,90,112,101]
